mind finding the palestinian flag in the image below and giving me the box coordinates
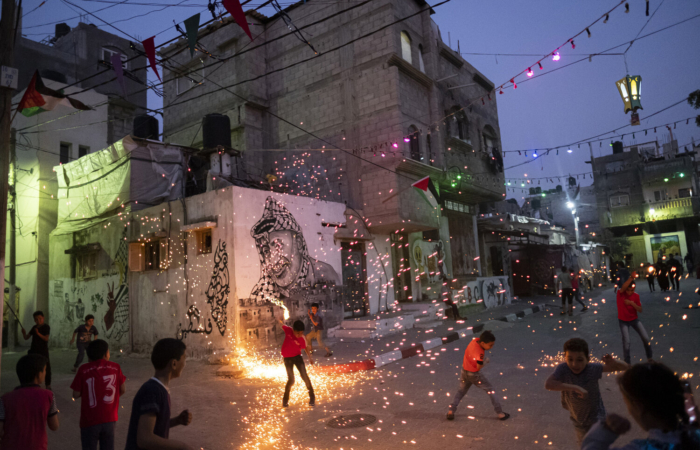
[412,176,440,209]
[17,71,91,117]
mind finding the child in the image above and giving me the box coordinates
[306,303,333,357]
[124,338,194,450]
[22,310,52,390]
[571,270,589,312]
[582,362,700,450]
[71,339,126,450]
[279,317,315,407]
[446,330,509,421]
[558,266,574,316]
[545,338,629,444]
[0,354,59,449]
[616,272,653,364]
[70,314,99,372]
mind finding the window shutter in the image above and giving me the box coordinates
[159,238,169,270]
[129,243,145,272]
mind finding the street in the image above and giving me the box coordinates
[2,278,699,450]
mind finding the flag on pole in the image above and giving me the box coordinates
[17,71,91,117]
[412,176,440,209]
[222,0,252,40]
[142,36,161,81]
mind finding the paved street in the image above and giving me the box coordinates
[2,278,699,450]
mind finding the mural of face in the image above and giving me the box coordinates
[266,230,303,288]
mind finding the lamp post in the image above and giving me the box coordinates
[567,202,580,247]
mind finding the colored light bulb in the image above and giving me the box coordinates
[552,52,560,61]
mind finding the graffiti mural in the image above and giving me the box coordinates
[105,229,129,341]
[412,240,448,284]
[465,281,481,304]
[480,276,511,309]
[205,240,229,336]
[177,305,213,340]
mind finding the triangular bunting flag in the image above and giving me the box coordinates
[184,13,200,58]
[17,71,91,117]
[142,36,161,81]
[111,52,128,98]
[222,0,252,40]
[411,176,440,209]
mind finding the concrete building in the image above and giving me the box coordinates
[591,139,700,268]
[160,0,506,312]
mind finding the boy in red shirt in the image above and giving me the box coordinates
[278,317,315,407]
[0,354,60,450]
[446,330,509,421]
[70,339,126,450]
[616,271,653,364]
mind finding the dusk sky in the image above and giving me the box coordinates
[20,0,700,199]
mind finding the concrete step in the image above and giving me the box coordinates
[330,314,416,339]
[413,319,444,329]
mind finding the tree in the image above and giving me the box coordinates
[689,90,700,127]
[595,230,630,261]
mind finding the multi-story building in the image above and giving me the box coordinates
[592,139,700,268]
[160,0,506,311]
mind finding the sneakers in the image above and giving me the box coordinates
[446,411,454,421]
[282,402,289,408]
[581,306,589,312]
[324,351,333,357]
[498,412,510,421]
[309,399,315,406]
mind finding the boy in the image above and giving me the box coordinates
[558,267,574,316]
[22,310,52,390]
[617,271,653,364]
[306,303,332,357]
[125,338,194,450]
[70,314,99,372]
[545,337,628,444]
[279,317,315,407]
[71,339,126,450]
[446,330,509,421]
[441,275,465,321]
[0,354,59,449]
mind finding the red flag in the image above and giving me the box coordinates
[17,72,46,113]
[222,0,252,40]
[142,36,161,81]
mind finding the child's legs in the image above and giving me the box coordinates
[470,372,503,414]
[618,320,632,364]
[314,331,328,351]
[573,290,585,307]
[45,356,52,386]
[80,424,101,450]
[305,331,316,351]
[99,422,116,450]
[293,357,315,400]
[74,343,86,368]
[448,369,473,411]
[630,319,653,359]
[283,357,296,404]
[573,423,591,445]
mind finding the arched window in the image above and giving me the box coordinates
[447,107,469,143]
[408,125,421,161]
[400,31,412,64]
[483,125,497,153]
[418,44,425,73]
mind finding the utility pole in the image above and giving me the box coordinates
[1,0,19,381]
[8,127,16,351]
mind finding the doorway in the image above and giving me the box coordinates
[390,232,412,302]
[340,242,368,317]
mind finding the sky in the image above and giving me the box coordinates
[19,0,700,199]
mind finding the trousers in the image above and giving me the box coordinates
[619,319,653,364]
[80,422,115,450]
[283,355,314,405]
[561,288,574,306]
[75,342,87,368]
[448,369,502,414]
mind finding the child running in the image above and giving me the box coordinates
[446,330,509,421]
[70,339,126,450]
[0,354,59,449]
[545,338,629,444]
[306,303,333,357]
[279,317,315,407]
[70,314,99,372]
[616,271,653,364]
[582,362,700,450]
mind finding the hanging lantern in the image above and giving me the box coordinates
[615,75,643,115]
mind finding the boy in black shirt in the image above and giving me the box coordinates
[22,311,52,390]
[69,314,98,372]
[125,338,194,450]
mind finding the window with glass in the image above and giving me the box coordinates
[609,194,630,208]
[101,48,128,70]
[408,125,420,161]
[447,107,469,143]
[176,60,205,95]
[400,31,412,64]
[679,188,692,198]
[60,142,71,164]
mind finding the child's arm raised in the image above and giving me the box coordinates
[545,373,588,398]
[602,354,629,373]
[137,413,194,450]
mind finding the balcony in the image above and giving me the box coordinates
[647,196,700,221]
[604,205,645,228]
[642,157,692,180]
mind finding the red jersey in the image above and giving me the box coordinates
[281,325,306,358]
[462,338,485,372]
[616,291,641,321]
[0,385,57,450]
[70,359,126,428]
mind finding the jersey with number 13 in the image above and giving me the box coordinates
[70,359,126,428]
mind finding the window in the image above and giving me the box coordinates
[177,61,205,95]
[197,229,212,254]
[400,31,412,64]
[79,145,89,158]
[653,189,667,202]
[78,252,97,279]
[408,125,421,161]
[447,107,469,143]
[101,48,128,70]
[60,142,71,164]
[418,44,425,73]
[426,134,432,165]
[483,125,497,154]
[446,200,471,214]
[679,188,692,198]
[129,239,169,272]
[609,194,630,208]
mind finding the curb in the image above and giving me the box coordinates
[315,303,548,374]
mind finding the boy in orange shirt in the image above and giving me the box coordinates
[446,330,509,421]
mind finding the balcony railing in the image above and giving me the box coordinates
[604,205,645,227]
[647,196,700,221]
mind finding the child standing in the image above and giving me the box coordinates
[545,338,629,444]
[558,267,574,316]
[582,362,700,450]
[124,338,193,450]
[22,310,52,390]
[0,354,59,449]
[616,272,653,364]
[571,270,589,312]
[70,314,99,372]
[70,339,126,450]
[446,330,509,421]
[279,318,315,407]
[306,303,333,357]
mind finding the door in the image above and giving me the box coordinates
[446,212,478,277]
[390,233,413,302]
[341,242,368,317]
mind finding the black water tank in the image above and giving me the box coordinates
[568,176,576,186]
[40,69,67,84]
[612,141,623,154]
[133,115,159,140]
[529,187,536,195]
[55,23,71,39]
[535,187,541,194]
[202,113,231,149]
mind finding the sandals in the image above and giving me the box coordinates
[324,351,333,357]
[499,413,510,421]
